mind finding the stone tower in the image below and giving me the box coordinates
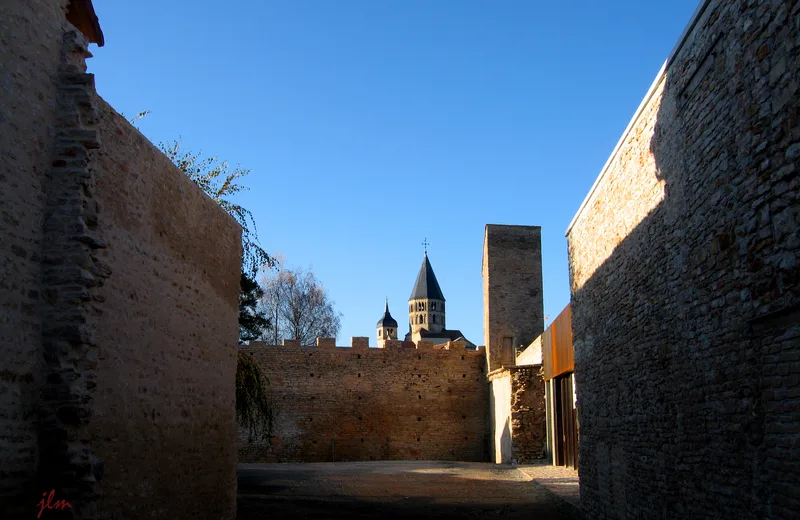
[408,252,446,335]
[482,225,544,372]
[376,299,398,348]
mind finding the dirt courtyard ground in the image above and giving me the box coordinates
[237,461,583,520]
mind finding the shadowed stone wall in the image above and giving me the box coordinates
[1,1,71,515]
[238,341,489,462]
[567,0,800,517]
[1,1,242,517]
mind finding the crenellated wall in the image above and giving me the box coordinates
[238,340,489,462]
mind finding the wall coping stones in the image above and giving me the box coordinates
[565,0,714,236]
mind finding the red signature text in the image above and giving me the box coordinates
[37,490,72,518]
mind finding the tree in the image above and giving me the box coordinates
[239,273,270,342]
[160,139,272,276]
[260,266,342,346]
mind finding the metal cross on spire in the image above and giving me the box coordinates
[422,237,429,253]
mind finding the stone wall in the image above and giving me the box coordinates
[488,366,546,464]
[87,98,242,519]
[482,225,544,372]
[1,1,242,517]
[489,370,512,463]
[0,0,70,513]
[567,0,800,518]
[238,342,489,462]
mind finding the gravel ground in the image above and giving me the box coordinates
[237,461,584,520]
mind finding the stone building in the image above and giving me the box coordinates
[482,225,548,464]
[402,252,476,348]
[376,299,399,348]
[482,225,545,372]
[567,0,800,517]
[1,0,241,518]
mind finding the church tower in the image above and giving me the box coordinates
[376,299,398,348]
[408,252,446,336]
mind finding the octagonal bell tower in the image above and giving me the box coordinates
[408,252,446,336]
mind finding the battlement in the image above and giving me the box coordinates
[243,337,484,356]
[239,333,489,463]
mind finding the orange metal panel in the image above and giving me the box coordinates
[541,304,573,381]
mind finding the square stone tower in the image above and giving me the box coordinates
[482,225,544,372]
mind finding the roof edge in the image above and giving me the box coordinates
[565,0,712,237]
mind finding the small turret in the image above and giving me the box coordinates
[376,299,398,348]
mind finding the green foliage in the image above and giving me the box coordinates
[240,273,270,342]
[160,139,274,276]
[235,350,274,443]
[127,110,151,126]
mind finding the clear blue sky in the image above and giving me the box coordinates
[90,0,700,346]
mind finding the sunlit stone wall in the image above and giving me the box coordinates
[567,0,800,517]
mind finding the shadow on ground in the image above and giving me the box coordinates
[237,461,583,520]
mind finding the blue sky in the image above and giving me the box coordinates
[90,0,700,346]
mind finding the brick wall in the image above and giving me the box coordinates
[0,0,69,514]
[238,342,489,462]
[87,98,242,519]
[567,0,800,517]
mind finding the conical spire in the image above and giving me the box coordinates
[377,299,398,328]
[409,252,445,301]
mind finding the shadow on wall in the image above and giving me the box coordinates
[568,1,799,518]
[500,418,512,464]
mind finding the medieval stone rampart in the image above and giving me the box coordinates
[85,97,241,519]
[238,341,489,462]
[567,0,800,517]
[1,0,71,511]
[1,1,241,517]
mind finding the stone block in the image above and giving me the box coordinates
[351,337,369,349]
[316,337,336,348]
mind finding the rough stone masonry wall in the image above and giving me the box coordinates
[482,225,544,372]
[238,342,488,462]
[36,25,112,520]
[567,0,800,518]
[87,97,242,520]
[508,366,546,463]
[3,1,243,516]
[488,366,546,464]
[0,0,71,514]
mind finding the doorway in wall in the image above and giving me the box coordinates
[554,372,578,469]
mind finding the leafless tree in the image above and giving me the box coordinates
[260,263,342,346]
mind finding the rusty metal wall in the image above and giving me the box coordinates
[542,305,573,381]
